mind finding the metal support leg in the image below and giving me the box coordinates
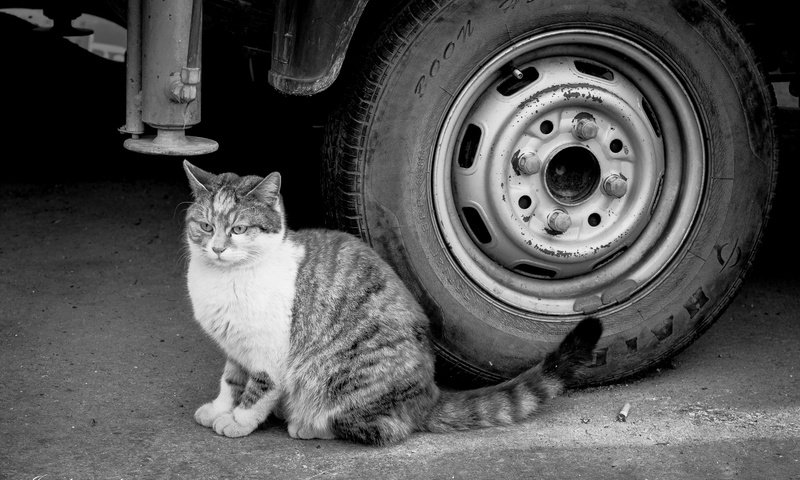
[123,0,217,155]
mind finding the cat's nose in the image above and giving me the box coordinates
[212,246,226,255]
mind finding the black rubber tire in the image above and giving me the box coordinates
[323,0,778,386]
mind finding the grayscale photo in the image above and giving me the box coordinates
[1,0,798,478]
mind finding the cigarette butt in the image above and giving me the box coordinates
[617,402,631,422]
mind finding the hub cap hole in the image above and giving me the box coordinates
[540,120,554,135]
[497,67,540,96]
[609,139,623,153]
[461,207,492,244]
[514,263,557,279]
[588,213,601,227]
[574,60,614,81]
[458,124,482,168]
[592,247,628,271]
[545,147,601,205]
[641,96,661,137]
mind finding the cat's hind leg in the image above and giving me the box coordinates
[195,359,246,428]
[330,413,414,446]
[287,420,336,440]
[212,371,280,438]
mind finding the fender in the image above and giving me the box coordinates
[269,0,370,95]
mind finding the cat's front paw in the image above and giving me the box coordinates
[194,402,228,428]
[212,412,258,438]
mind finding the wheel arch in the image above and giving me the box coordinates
[268,0,371,96]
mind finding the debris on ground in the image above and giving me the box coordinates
[617,402,632,422]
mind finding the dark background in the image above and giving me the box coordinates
[0,10,332,229]
[2,9,798,274]
[2,8,797,384]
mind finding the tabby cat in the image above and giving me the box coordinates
[182,160,602,445]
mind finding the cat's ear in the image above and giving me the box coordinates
[247,172,281,206]
[183,160,214,196]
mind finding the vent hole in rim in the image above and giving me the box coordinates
[641,96,662,137]
[457,124,482,168]
[496,67,540,96]
[514,263,557,279]
[574,60,614,81]
[591,247,628,271]
[461,207,492,244]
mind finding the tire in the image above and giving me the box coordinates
[323,0,777,385]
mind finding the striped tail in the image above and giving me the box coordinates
[422,317,602,432]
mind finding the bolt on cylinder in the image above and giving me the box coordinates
[547,209,572,233]
[603,174,628,198]
[517,152,541,175]
[572,117,599,141]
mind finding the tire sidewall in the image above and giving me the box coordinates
[357,0,775,381]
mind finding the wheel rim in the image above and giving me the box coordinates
[431,29,705,316]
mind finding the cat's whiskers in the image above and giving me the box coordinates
[175,242,192,268]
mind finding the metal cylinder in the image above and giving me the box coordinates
[187,0,203,69]
[141,0,201,129]
[547,209,572,233]
[124,0,144,135]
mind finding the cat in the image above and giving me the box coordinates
[181,160,602,445]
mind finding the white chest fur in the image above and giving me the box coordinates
[187,242,304,382]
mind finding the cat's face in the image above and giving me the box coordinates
[183,161,285,267]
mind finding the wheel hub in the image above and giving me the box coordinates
[451,55,664,279]
[544,146,601,205]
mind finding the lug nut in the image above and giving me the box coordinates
[517,152,541,175]
[572,117,598,140]
[547,209,572,233]
[603,174,628,198]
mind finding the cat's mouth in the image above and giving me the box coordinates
[207,251,231,265]
[207,251,249,267]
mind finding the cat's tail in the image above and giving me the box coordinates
[421,317,602,433]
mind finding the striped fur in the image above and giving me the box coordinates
[182,162,603,445]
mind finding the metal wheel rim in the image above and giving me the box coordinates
[431,29,705,316]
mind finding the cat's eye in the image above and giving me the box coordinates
[199,222,213,232]
[232,225,248,235]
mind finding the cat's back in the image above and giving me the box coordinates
[284,229,437,434]
[288,228,399,293]
[287,228,425,327]
[289,228,388,273]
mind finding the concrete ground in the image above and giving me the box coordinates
[2,173,800,480]
[1,114,799,480]
[2,13,800,479]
